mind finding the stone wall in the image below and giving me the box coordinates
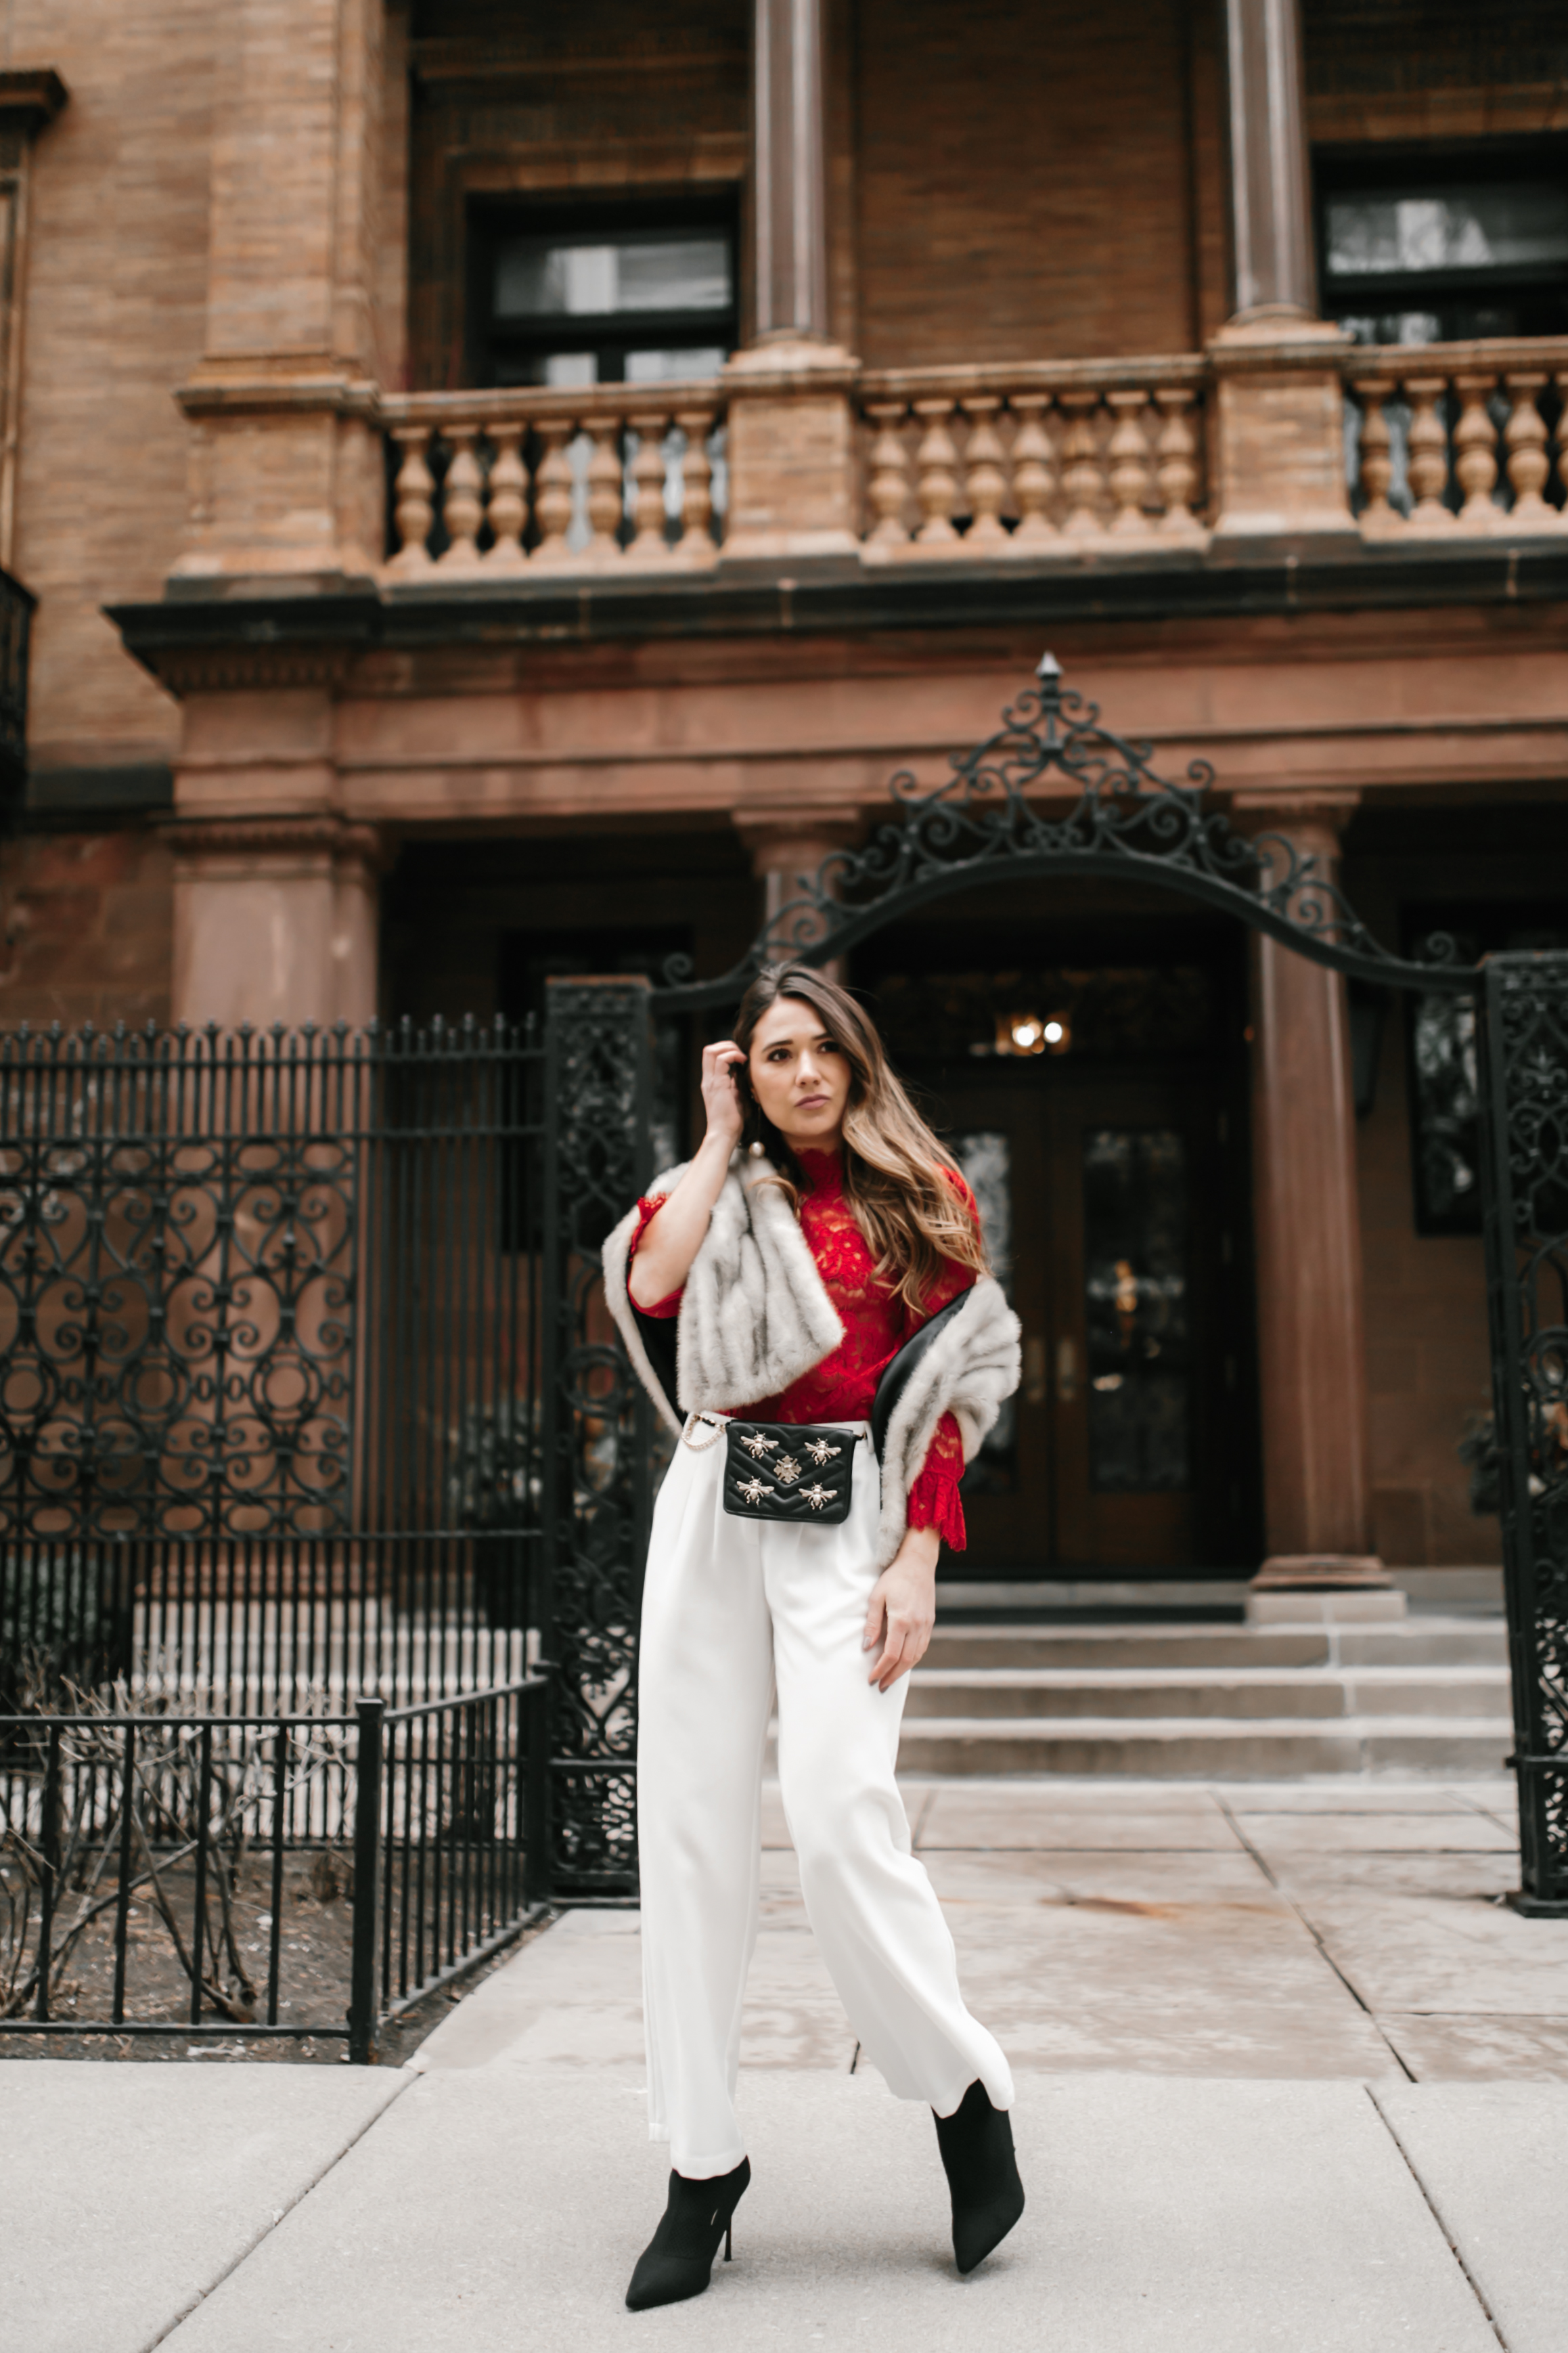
[0,825,173,1030]
[16,0,214,781]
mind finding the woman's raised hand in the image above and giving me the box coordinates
[627,1041,746,1309]
[700,1040,747,1153]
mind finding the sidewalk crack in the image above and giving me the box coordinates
[1366,2086,1510,2349]
[139,2073,413,2352]
[1212,1793,1416,2082]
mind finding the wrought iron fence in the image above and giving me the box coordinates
[0,1018,545,1713]
[1479,952,1568,1915]
[0,1677,546,2050]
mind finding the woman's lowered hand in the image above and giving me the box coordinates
[863,1524,940,1692]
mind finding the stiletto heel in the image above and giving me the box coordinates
[625,2157,751,2310]
[933,2081,1025,2275]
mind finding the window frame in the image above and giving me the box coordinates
[465,194,740,391]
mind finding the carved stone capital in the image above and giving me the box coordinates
[732,810,864,877]
[160,815,387,871]
[1228,789,1361,857]
[149,646,357,697]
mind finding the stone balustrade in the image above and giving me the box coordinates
[1342,340,1568,536]
[855,360,1210,555]
[379,380,728,575]
[367,338,1568,582]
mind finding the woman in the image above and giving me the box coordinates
[602,963,1025,2310]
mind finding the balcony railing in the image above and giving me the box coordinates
[1341,338,1568,536]
[371,338,1568,581]
[854,357,1209,554]
[380,381,727,577]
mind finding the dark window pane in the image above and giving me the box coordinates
[1325,185,1568,280]
[1083,1129,1191,1493]
[493,234,732,321]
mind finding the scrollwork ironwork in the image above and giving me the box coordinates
[540,979,654,1898]
[1479,954,1568,1912]
[655,653,1473,1010]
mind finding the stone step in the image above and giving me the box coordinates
[903,1665,1511,1722]
[895,1715,1514,1778]
[922,1619,1507,1673]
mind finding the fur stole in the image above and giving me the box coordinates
[602,1151,1022,1568]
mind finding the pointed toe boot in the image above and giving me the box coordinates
[933,2080,1025,2276]
[625,2156,751,2312]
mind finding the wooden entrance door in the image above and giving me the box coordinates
[942,1070,1238,1575]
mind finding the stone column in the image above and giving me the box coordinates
[722,0,857,558]
[1208,0,1354,546]
[753,0,830,342]
[168,817,382,1032]
[1234,793,1388,1595]
[1223,0,1314,320]
[734,814,861,980]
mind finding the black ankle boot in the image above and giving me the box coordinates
[625,2157,751,2311]
[933,2082,1025,2275]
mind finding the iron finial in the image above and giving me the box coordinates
[1035,651,1062,708]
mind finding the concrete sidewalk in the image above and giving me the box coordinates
[8,1774,1568,2352]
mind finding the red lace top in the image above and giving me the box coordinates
[627,1146,975,1549]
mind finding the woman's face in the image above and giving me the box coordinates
[746,996,852,1151]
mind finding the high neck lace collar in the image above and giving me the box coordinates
[794,1145,844,1196]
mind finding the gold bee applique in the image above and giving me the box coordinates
[737,1475,776,1505]
[801,1482,834,1510]
[803,1437,842,1466]
[774,1455,802,1485]
[739,1432,777,1460]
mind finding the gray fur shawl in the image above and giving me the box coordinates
[602,1151,1021,1567]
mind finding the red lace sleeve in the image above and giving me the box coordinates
[905,1411,967,1550]
[627,1195,684,1319]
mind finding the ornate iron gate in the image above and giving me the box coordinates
[1478,954,1568,1913]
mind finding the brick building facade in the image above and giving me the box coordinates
[5,0,1567,1583]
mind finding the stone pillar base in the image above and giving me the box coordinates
[1251,1552,1393,1591]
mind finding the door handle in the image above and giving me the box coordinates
[1023,1335,1047,1405]
[1056,1337,1079,1403]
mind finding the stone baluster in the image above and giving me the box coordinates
[864,401,912,550]
[1402,376,1453,530]
[1058,392,1106,539]
[439,431,484,567]
[1557,373,1568,517]
[960,396,1009,550]
[1105,391,1155,533]
[585,421,625,562]
[1008,397,1058,544]
[1502,373,1552,527]
[674,404,719,560]
[388,428,434,572]
[533,422,576,563]
[1452,373,1499,530]
[912,399,960,546]
[628,410,674,560]
[485,427,527,567]
[1153,389,1202,535]
[1350,378,1397,532]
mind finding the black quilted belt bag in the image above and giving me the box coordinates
[720,1421,862,1526]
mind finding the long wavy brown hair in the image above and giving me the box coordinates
[731,963,988,1311]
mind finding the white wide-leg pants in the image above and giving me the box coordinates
[637,1417,1014,2179]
